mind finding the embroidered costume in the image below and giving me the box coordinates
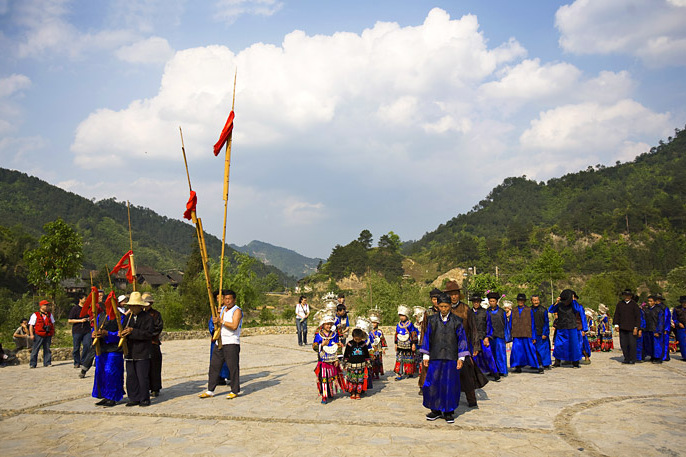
[394,305,418,379]
[313,311,345,403]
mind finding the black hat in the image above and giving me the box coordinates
[620,288,633,296]
[429,287,442,298]
[486,292,499,300]
[437,293,451,305]
[679,296,686,303]
[655,293,664,300]
[516,293,527,301]
[560,289,574,306]
[443,281,461,294]
[469,294,482,302]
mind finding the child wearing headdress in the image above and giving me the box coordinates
[369,313,387,379]
[343,319,372,399]
[596,304,613,352]
[413,306,426,376]
[312,311,345,404]
[394,305,419,380]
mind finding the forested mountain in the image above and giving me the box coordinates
[0,168,294,286]
[401,126,686,307]
[230,240,323,279]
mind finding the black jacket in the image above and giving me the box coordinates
[613,299,641,331]
[124,310,154,360]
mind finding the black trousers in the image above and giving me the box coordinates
[460,357,477,405]
[126,359,150,402]
[149,344,162,392]
[619,329,637,362]
[208,344,240,394]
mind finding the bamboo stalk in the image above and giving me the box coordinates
[179,127,221,348]
[105,265,128,356]
[89,272,101,356]
[219,69,237,296]
[126,201,137,292]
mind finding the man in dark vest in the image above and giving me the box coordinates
[418,287,441,393]
[655,293,671,362]
[549,289,588,368]
[612,289,641,364]
[486,292,509,377]
[642,295,664,364]
[470,294,500,381]
[420,293,469,423]
[531,295,551,369]
[445,280,487,408]
[509,293,543,373]
[120,291,155,407]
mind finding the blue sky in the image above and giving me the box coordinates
[1,0,685,259]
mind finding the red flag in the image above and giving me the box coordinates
[183,190,197,220]
[105,291,117,320]
[79,286,99,318]
[110,250,134,283]
[213,110,234,156]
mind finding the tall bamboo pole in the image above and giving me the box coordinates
[179,127,222,347]
[219,70,237,295]
[89,272,101,356]
[126,201,137,292]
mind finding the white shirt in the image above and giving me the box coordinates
[295,303,309,320]
[220,305,242,345]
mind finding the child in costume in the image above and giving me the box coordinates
[394,305,419,380]
[413,306,426,376]
[369,312,387,379]
[343,318,372,399]
[335,304,350,345]
[597,304,614,352]
[312,311,345,404]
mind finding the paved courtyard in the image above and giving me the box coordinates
[1,334,685,457]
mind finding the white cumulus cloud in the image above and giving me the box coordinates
[116,36,174,63]
[556,0,686,67]
[214,0,283,24]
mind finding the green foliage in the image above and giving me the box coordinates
[463,273,502,297]
[666,266,686,301]
[24,219,83,307]
[258,307,275,324]
[154,284,188,330]
[322,231,405,282]
[0,225,34,293]
[281,307,296,321]
[357,230,373,249]
[212,252,261,311]
[355,274,427,325]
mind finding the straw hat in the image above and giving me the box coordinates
[126,291,149,307]
[141,292,154,304]
[397,305,411,317]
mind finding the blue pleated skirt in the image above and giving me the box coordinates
[422,360,461,413]
[534,336,552,366]
[491,337,508,374]
[92,351,125,401]
[474,341,498,374]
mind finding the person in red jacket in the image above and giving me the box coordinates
[29,300,55,368]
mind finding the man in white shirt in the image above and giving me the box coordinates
[295,295,310,346]
[200,289,243,399]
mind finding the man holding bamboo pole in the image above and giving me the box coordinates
[199,289,242,399]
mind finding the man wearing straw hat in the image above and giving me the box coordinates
[120,291,155,407]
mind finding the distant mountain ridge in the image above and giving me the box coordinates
[231,240,323,279]
[0,168,294,286]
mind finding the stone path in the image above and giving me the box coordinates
[1,335,685,456]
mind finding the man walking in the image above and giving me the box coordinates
[68,293,92,369]
[613,289,641,364]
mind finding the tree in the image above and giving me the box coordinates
[24,218,83,306]
[358,230,373,249]
[378,231,401,252]
[529,246,566,304]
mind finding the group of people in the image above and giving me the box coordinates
[613,289,686,364]
[25,291,164,407]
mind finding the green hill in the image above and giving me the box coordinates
[230,240,323,279]
[0,168,295,286]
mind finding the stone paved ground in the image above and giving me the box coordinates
[1,334,685,457]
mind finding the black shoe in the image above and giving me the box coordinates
[426,410,442,421]
[467,402,478,408]
[125,401,140,407]
[151,391,159,397]
[538,367,544,373]
[514,367,522,373]
[544,366,551,370]
[621,360,630,364]
[553,360,561,368]
[572,361,580,368]
[79,370,86,378]
[74,364,80,369]
[492,374,501,382]
[444,413,455,423]
[628,361,635,364]
[102,400,116,408]
[139,399,150,407]
[95,398,108,406]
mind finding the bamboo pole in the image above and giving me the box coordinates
[89,272,101,356]
[179,127,222,347]
[105,265,129,356]
[219,69,237,296]
[126,201,137,292]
